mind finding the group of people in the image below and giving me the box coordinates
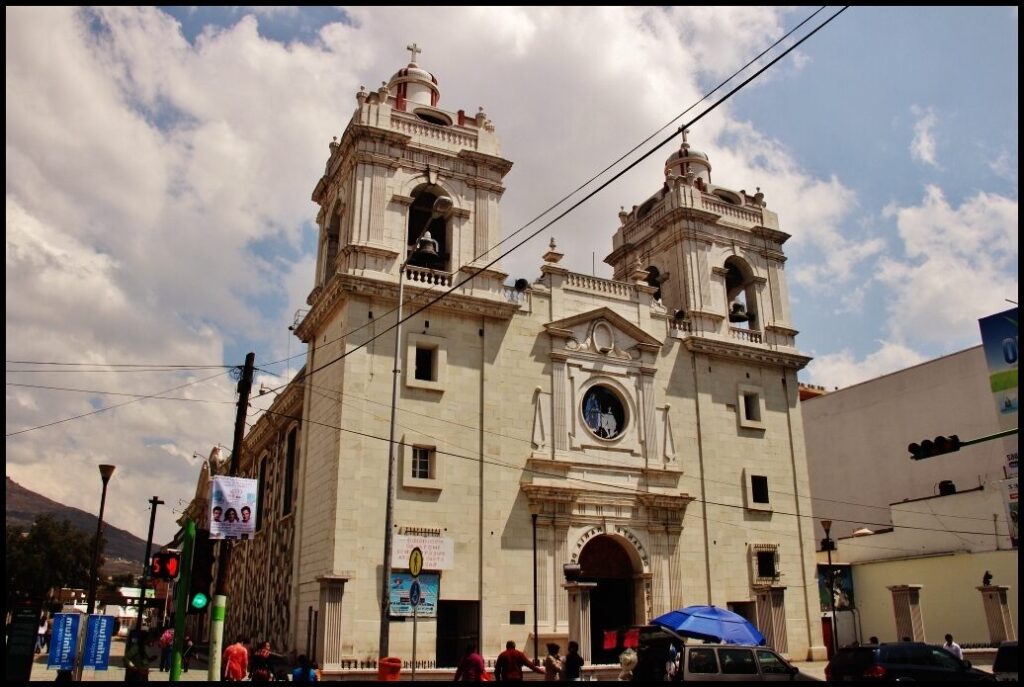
[222,636,321,682]
[454,640,585,681]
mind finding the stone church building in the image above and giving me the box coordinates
[203,49,826,667]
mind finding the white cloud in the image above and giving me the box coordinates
[803,342,928,389]
[910,105,940,168]
[878,185,1018,345]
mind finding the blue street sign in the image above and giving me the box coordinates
[83,615,115,670]
[47,613,80,671]
[410,580,422,607]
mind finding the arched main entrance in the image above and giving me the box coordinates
[578,535,638,664]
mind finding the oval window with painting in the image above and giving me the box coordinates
[582,385,626,440]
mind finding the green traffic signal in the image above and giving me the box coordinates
[190,592,209,610]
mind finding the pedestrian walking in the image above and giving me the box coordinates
[36,616,47,654]
[182,634,194,672]
[292,654,319,682]
[250,640,273,682]
[222,636,250,681]
[454,644,486,681]
[563,641,584,681]
[542,643,563,681]
[124,630,151,682]
[943,634,964,660]
[158,627,174,671]
[495,640,543,681]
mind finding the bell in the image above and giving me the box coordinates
[729,301,749,323]
[413,230,439,258]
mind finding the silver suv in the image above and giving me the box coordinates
[632,626,818,681]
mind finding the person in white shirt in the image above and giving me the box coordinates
[943,633,964,660]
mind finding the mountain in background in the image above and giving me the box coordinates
[6,476,149,563]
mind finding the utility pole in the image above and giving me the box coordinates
[208,352,255,681]
[135,496,165,635]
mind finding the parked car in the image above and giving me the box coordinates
[993,640,1018,682]
[825,642,993,682]
[631,625,819,681]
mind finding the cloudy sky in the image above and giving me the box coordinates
[6,7,1018,543]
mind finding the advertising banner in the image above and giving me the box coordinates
[82,615,116,671]
[391,535,454,570]
[47,613,80,671]
[210,475,258,540]
[979,308,1018,478]
[817,565,855,612]
[1001,478,1019,546]
[389,572,440,618]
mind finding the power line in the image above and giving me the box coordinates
[5,370,231,437]
[6,382,235,405]
[5,360,231,369]
[255,6,833,376]
[258,404,1009,540]
[263,7,850,395]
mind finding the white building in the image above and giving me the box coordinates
[255,48,827,667]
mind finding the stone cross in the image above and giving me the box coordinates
[407,43,421,62]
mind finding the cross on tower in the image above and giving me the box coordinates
[407,43,422,63]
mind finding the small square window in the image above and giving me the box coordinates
[403,443,442,491]
[509,610,526,625]
[756,551,776,578]
[406,333,446,392]
[415,347,435,381]
[751,475,770,504]
[412,446,433,479]
[737,384,765,430]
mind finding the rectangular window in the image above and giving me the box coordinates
[719,649,758,675]
[415,347,435,381]
[743,393,761,422]
[688,648,719,674]
[412,446,433,479]
[256,457,267,531]
[751,475,770,504]
[509,610,526,625]
[283,427,297,516]
[756,551,776,578]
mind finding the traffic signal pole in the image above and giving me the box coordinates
[170,519,196,682]
[909,427,1017,460]
[135,496,165,635]
[208,352,255,681]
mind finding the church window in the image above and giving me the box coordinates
[406,333,446,392]
[581,384,627,441]
[256,454,268,531]
[756,550,777,578]
[282,425,298,516]
[412,446,434,479]
[751,476,770,504]
[509,610,526,625]
[737,384,765,431]
[743,469,772,512]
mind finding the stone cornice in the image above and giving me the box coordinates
[752,225,791,245]
[683,336,811,370]
[457,149,514,176]
[765,323,799,337]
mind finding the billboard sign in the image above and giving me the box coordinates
[210,475,258,540]
[389,572,440,617]
[979,308,1018,478]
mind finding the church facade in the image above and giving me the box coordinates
[241,49,825,665]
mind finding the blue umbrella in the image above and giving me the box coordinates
[652,605,766,646]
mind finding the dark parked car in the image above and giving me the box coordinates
[825,642,993,682]
[993,640,1017,682]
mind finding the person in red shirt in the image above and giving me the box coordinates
[222,636,250,681]
[495,640,543,681]
[454,644,486,681]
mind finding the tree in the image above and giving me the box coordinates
[5,514,102,611]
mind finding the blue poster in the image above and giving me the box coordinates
[47,613,80,671]
[83,615,115,670]
[389,572,440,617]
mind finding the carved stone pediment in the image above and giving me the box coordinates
[544,307,661,361]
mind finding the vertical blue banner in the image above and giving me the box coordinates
[47,613,80,671]
[83,615,115,670]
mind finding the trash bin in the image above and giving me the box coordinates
[377,656,402,681]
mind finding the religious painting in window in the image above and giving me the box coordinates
[582,385,627,440]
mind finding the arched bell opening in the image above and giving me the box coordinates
[407,186,452,271]
[724,257,758,329]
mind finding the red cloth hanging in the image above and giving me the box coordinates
[623,628,640,648]
[603,630,619,650]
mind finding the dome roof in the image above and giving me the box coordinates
[390,62,436,84]
[664,132,711,180]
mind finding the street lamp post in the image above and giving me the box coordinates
[378,201,446,661]
[74,464,115,681]
[821,519,839,656]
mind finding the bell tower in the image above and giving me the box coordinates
[297,47,517,339]
[605,132,801,353]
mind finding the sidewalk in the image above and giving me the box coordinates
[30,638,210,682]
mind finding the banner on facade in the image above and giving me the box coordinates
[1001,478,1019,546]
[391,535,454,570]
[817,565,855,612]
[210,475,258,540]
[389,572,440,617]
[82,615,115,670]
[978,308,1018,478]
[47,613,81,671]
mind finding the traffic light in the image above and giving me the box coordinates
[150,551,181,580]
[908,435,961,460]
[188,529,214,613]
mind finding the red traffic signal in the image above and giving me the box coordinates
[150,551,182,581]
[908,435,961,460]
